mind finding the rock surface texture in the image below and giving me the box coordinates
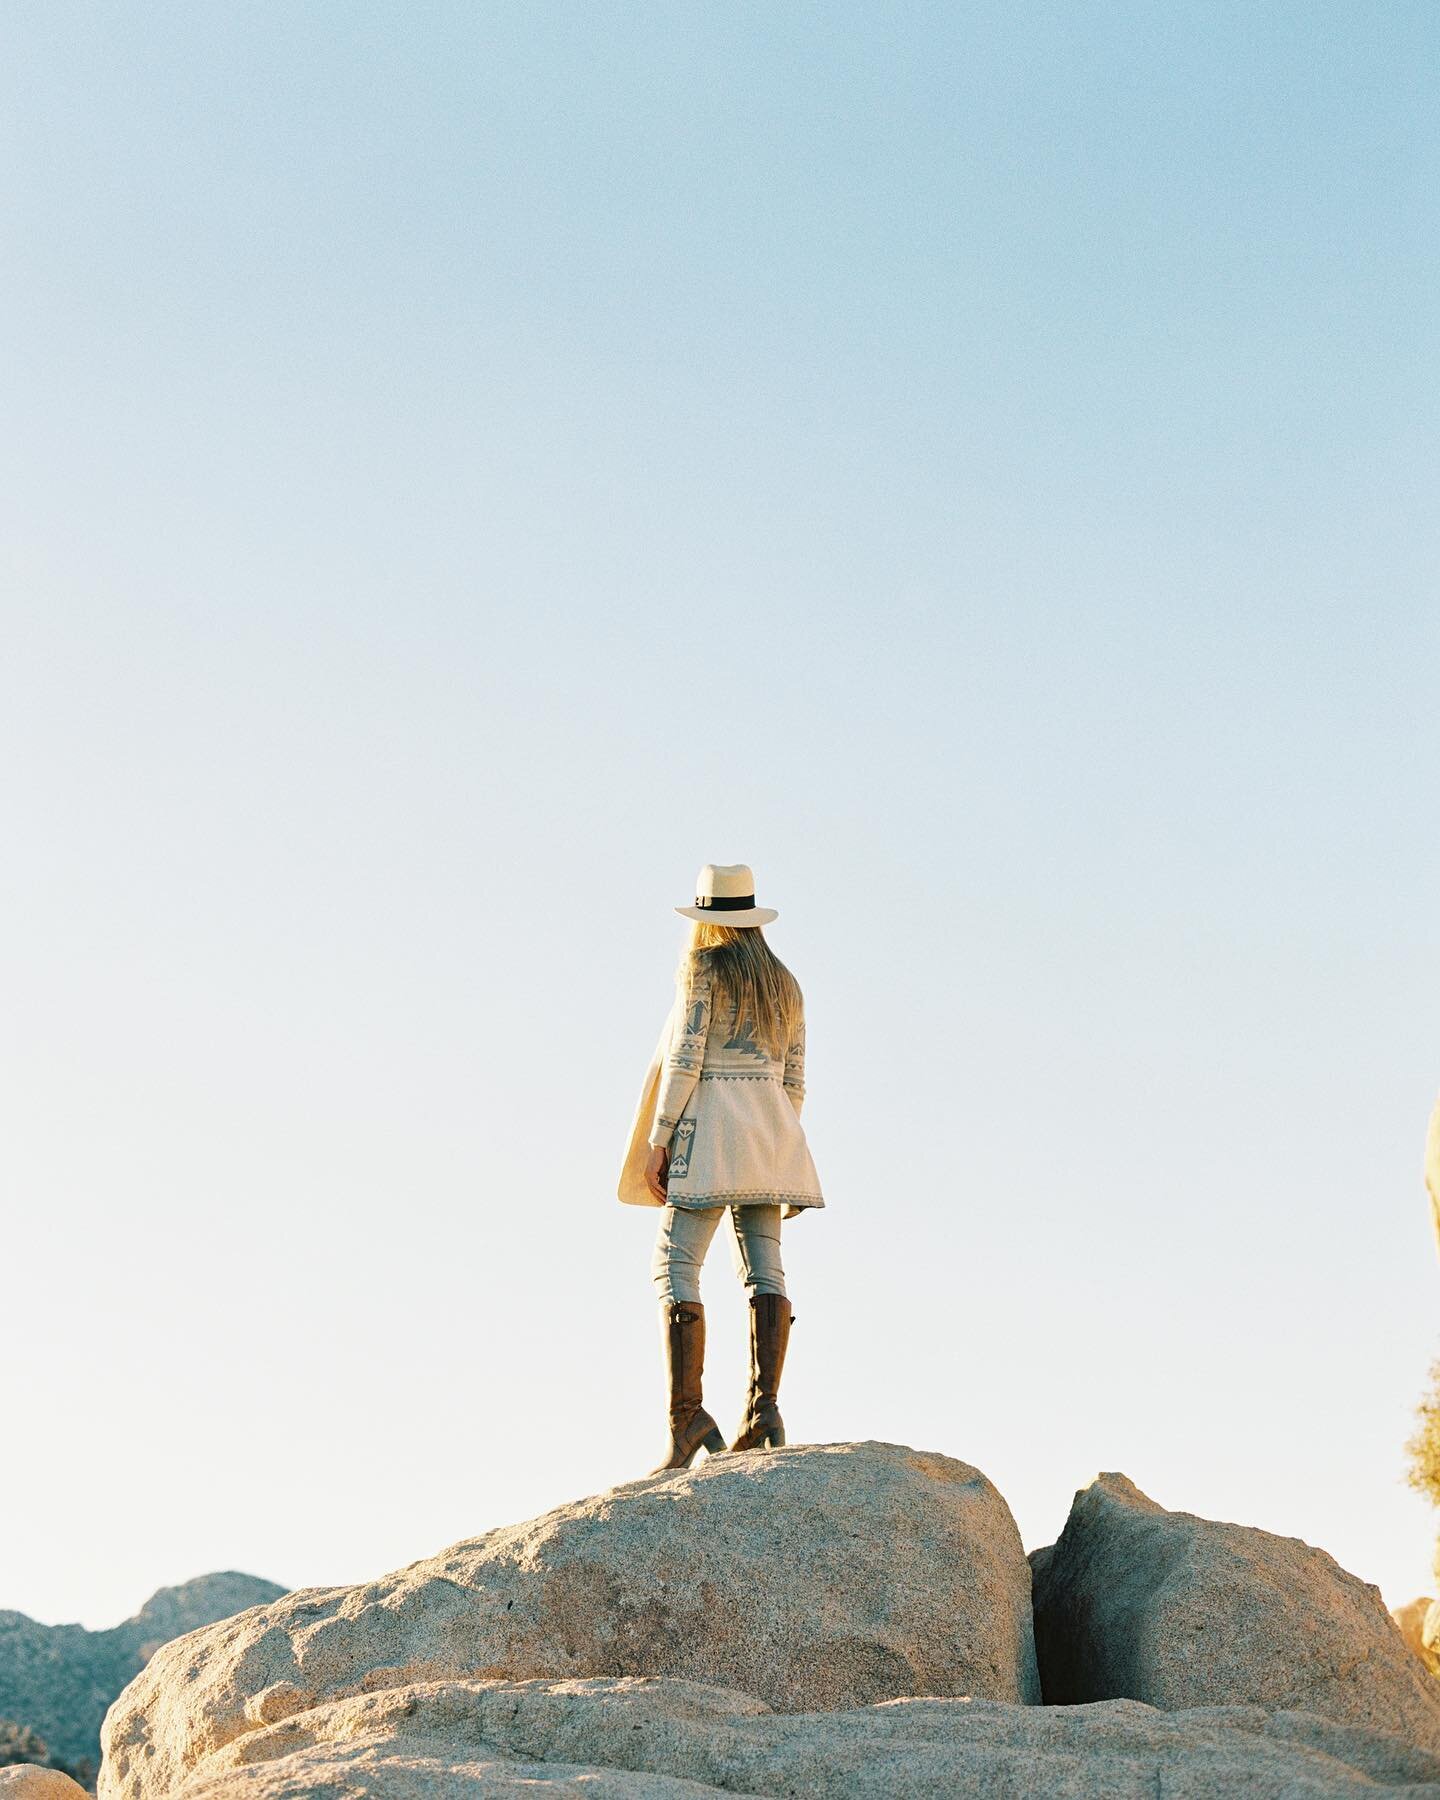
[131,1676,1440,1798]
[0,1772,92,1800]
[0,1574,285,1776]
[1395,1597,1440,1677]
[100,1443,1038,1799]
[91,1448,1440,1797]
[1032,1471,1440,1751]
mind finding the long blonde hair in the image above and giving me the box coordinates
[677,922,803,1061]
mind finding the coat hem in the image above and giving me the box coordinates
[664,1189,825,1210]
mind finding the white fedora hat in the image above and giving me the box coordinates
[675,862,778,927]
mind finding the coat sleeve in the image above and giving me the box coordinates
[783,1007,806,1118]
[648,963,713,1150]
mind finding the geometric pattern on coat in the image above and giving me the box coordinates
[637,957,823,1215]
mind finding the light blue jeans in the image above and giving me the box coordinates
[651,1203,787,1306]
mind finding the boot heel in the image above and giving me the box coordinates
[765,1423,786,1448]
[701,1424,726,1456]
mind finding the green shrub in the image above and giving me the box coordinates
[1407,1358,1440,1510]
[0,1720,52,1766]
[0,1718,95,1788]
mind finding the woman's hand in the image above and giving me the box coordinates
[645,1144,670,1203]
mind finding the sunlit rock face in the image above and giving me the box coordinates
[99,1442,1038,1799]
[0,1770,94,1799]
[1032,1471,1440,1750]
[124,1675,1440,1799]
[94,1448,1440,1798]
[1394,1596,1440,1677]
[0,1573,285,1778]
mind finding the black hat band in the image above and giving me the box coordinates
[695,893,756,910]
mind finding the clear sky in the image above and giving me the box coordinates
[3,1,1437,1630]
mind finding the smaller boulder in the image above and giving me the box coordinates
[1425,1602,1440,1673]
[1394,1597,1440,1676]
[1033,1472,1440,1751]
[0,1772,91,1799]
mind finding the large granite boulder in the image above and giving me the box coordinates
[1032,1472,1440,1750]
[99,1442,1038,1800]
[128,1675,1440,1798]
[0,1574,285,1778]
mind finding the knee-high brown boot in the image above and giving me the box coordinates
[729,1294,793,1451]
[650,1301,726,1474]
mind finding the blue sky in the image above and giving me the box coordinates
[3,0,1437,1628]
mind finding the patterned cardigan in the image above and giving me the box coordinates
[617,961,824,1214]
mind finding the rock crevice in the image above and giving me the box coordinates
[1030,1469,1440,1754]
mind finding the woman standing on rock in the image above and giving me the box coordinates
[618,863,824,1474]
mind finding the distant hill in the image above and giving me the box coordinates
[0,1572,286,1779]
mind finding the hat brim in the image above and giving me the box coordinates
[675,905,778,926]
